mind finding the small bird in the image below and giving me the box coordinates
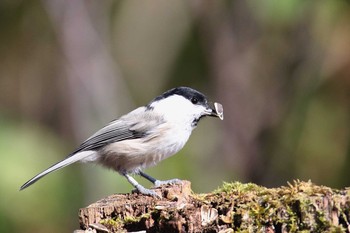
[20,87,223,197]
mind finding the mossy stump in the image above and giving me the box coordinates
[77,180,350,232]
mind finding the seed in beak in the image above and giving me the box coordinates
[214,102,224,120]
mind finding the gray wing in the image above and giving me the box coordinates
[70,107,164,154]
[19,107,164,191]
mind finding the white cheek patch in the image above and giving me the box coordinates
[214,102,224,120]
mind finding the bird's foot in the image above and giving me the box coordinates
[134,184,161,198]
[154,178,182,188]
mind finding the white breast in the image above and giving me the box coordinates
[100,124,192,174]
[155,128,191,161]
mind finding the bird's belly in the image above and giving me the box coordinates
[100,130,191,174]
[148,140,185,164]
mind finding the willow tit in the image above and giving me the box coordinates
[20,87,223,197]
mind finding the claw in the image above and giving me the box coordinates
[135,184,162,198]
[154,178,182,187]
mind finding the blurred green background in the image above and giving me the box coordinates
[1,0,350,232]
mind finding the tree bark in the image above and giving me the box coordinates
[77,180,350,233]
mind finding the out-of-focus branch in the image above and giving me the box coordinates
[43,0,131,139]
[42,0,132,201]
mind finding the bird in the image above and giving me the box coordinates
[20,87,224,197]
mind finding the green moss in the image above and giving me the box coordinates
[193,180,349,232]
[100,218,124,231]
[123,212,152,224]
[123,216,138,223]
[213,181,264,194]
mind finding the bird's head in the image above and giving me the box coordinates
[147,87,223,129]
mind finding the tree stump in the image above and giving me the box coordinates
[77,180,350,232]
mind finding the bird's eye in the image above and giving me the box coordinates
[191,97,198,104]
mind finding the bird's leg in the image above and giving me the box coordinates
[123,173,160,198]
[139,171,181,187]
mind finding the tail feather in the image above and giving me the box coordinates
[20,151,95,190]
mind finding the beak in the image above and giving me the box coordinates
[206,102,224,120]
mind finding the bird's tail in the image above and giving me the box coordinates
[20,150,95,190]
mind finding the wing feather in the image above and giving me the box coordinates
[70,107,165,154]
